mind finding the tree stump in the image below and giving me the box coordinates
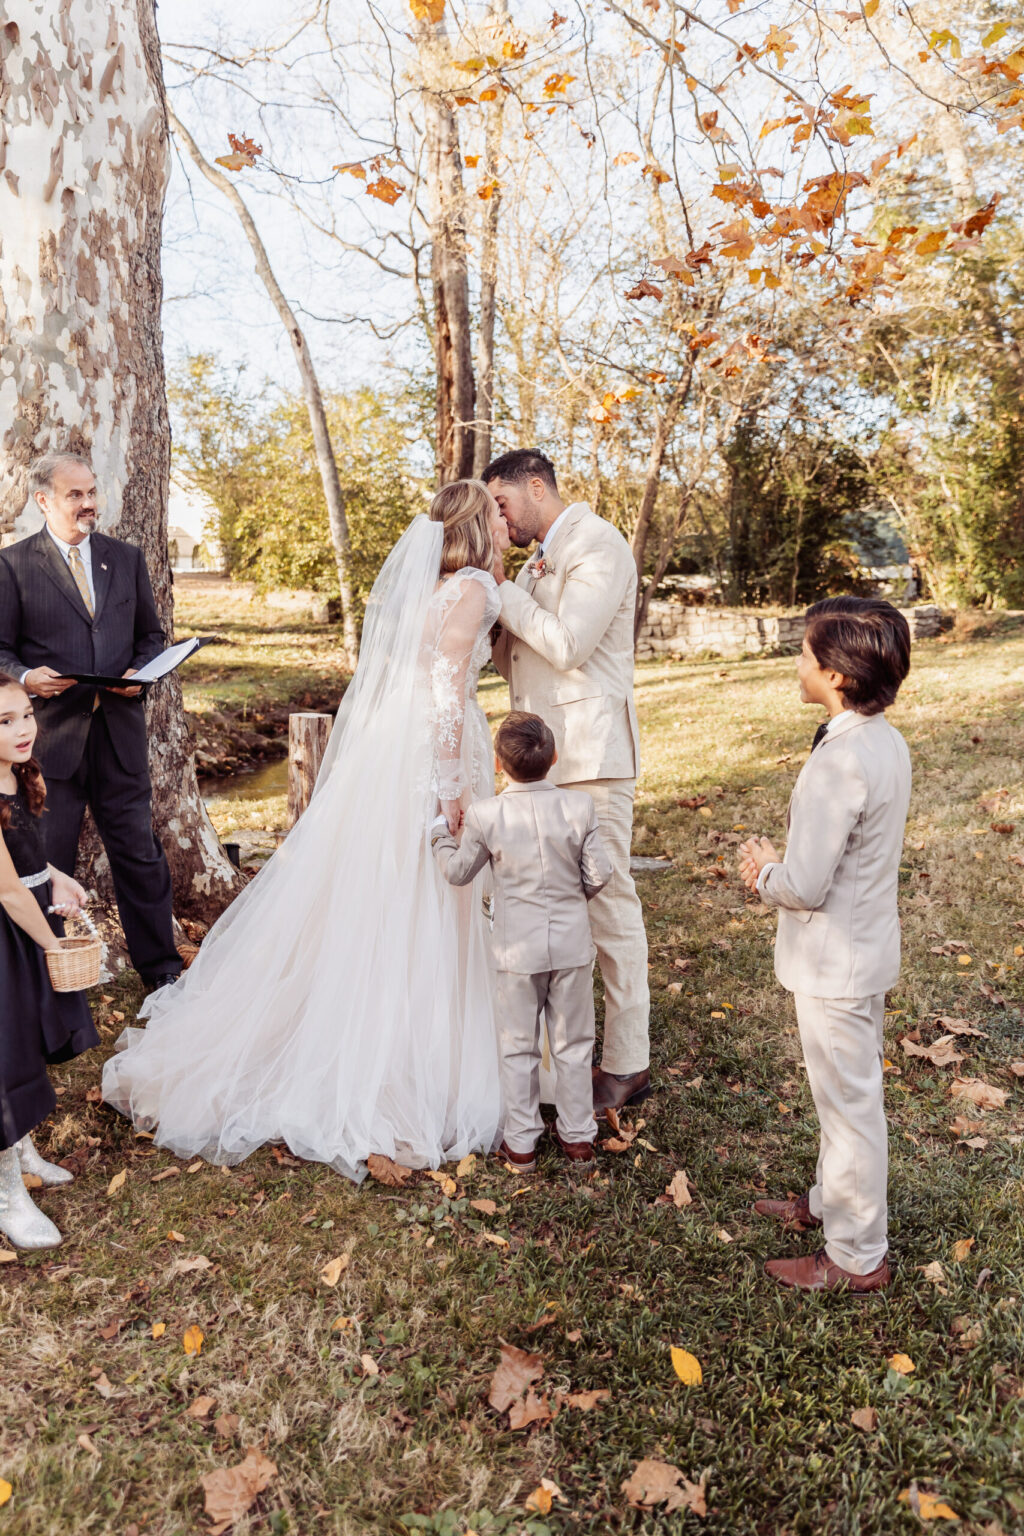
[288,713,332,827]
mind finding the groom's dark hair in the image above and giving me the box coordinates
[804,596,911,714]
[497,712,556,782]
[482,449,558,492]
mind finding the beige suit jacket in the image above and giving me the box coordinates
[492,503,640,785]
[759,710,912,998]
[432,779,613,973]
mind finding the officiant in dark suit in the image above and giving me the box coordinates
[0,452,182,989]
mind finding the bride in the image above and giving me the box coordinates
[102,481,509,1182]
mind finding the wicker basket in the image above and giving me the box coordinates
[45,908,103,992]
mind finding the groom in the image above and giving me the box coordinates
[485,449,650,1116]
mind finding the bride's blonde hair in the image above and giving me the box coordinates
[429,479,495,576]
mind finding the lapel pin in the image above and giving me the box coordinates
[101,563,108,571]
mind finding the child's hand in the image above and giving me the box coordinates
[440,799,464,836]
[738,836,781,892]
[49,870,87,917]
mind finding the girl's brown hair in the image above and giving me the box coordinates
[429,480,495,576]
[0,673,46,826]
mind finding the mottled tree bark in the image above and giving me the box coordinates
[0,0,242,926]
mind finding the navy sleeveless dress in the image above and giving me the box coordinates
[0,785,98,1149]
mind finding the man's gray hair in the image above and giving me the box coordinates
[27,452,93,499]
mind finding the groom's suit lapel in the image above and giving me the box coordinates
[523,503,590,595]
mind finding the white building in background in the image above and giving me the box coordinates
[168,475,221,572]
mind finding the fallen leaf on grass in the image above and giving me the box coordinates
[962,1136,988,1150]
[950,1078,1008,1111]
[76,1433,100,1458]
[488,1342,544,1413]
[979,981,1008,1006]
[98,1320,121,1341]
[480,1232,509,1248]
[92,1372,114,1399]
[151,1167,180,1183]
[331,1316,353,1332]
[952,1238,975,1262]
[21,1171,43,1190]
[106,1169,127,1197]
[564,1389,611,1410]
[185,1395,217,1419]
[898,1485,960,1520]
[183,1325,204,1357]
[917,1261,946,1285]
[0,1480,10,1507]
[621,1459,708,1516]
[170,1256,212,1277]
[1009,1061,1024,1078]
[360,1354,380,1377]
[526,1478,564,1514]
[456,1154,476,1177]
[901,1035,964,1068]
[166,1230,185,1243]
[0,1250,16,1265]
[887,1352,915,1375]
[934,1017,988,1038]
[470,1198,498,1216]
[200,1447,277,1533]
[716,1228,734,1243]
[320,1255,350,1287]
[151,1322,166,1339]
[214,1413,239,1439]
[851,1406,878,1432]
[671,1347,703,1385]
[425,1170,457,1197]
[366,1154,414,1187]
[509,1388,555,1429]
[950,1116,984,1136]
[665,1170,694,1208]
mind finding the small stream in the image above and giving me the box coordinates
[200,756,289,807]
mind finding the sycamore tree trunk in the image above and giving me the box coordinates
[0,0,242,927]
[415,20,476,484]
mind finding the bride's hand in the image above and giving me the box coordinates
[441,800,464,836]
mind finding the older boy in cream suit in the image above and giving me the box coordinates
[432,712,612,1169]
[484,450,649,1119]
[739,597,912,1295]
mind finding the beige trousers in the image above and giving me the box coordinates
[794,992,888,1274]
[495,966,598,1152]
[560,777,650,1074]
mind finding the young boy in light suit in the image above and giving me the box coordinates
[432,712,612,1170]
[739,597,912,1294]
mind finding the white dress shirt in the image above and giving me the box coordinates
[537,507,572,557]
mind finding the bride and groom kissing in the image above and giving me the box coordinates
[103,449,652,1180]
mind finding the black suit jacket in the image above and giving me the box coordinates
[0,529,166,779]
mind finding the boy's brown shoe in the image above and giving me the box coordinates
[752,1192,822,1231]
[496,1140,538,1173]
[765,1249,891,1294]
[592,1067,652,1118]
[553,1129,596,1164]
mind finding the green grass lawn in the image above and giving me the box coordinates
[1,619,1022,1536]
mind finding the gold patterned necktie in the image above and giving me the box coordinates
[67,544,94,618]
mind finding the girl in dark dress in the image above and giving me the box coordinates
[0,673,97,1250]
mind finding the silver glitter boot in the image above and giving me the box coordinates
[0,1146,62,1250]
[16,1134,73,1186]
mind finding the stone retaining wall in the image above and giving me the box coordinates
[635,602,943,660]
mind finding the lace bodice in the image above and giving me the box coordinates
[421,567,500,800]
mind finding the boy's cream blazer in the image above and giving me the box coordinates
[432,779,612,974]
[759,710,912,998]
[492,503,640,785]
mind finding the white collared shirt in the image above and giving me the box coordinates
[48,526,95,607]
[537,506,574,557]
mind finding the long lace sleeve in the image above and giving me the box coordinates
[429,574,491,801]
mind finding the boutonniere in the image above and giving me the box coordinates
[526,555,554,580]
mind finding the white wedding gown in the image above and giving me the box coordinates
[102,518,503,1182]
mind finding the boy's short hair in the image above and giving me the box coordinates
[496,711,556,781]
[804,596,911,715]
[482,449,558,493]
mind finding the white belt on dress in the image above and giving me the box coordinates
[20,869,50,889]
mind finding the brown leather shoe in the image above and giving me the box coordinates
[752,1192,823,1231]
[765,1248,891,1294]
[592,1067,652,1118]
[496,1140,537,1173]
[553,1129,596,1164]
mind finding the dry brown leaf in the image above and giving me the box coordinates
[214,1413,240,1439]
[76,1432,101,1458]
[850,1406,878,1432]
[950,1116,985,1136]
[488,1342,544,1413]
[565,1388,611,1410]
[183,1325,204,1357]
[1008,1061,1024,1078]
[950,1078,1008,1111]
[366,1154,414,1187]
[665,1170,694,1208]
[360,1354,380,1377]
[897,1485,960,1520]
[106,1169,127,1197]
[170,1256,212,1277]
[22,1172,43,1190]
[509,1388,555,1430]
[470,1198,498,1216]
[953,1238,975,1262]
[150,1167,180,1183]
[887,1352,915,1375]
[0,1250,17,1265]
[185,1395,217,1419]
[900,1035,964,1069]
[425,1170,457,1197]
[200,1447,277,1529]
[917,1261,946,1284]
[166,1230,185,1243]
[92,1372,114,1399]
[525,1478,564,1514]
[621,1459,708,1516]
[320,1255,350,1288]
[151,1322,166,1339]
[963,1136,988,1150]
[934,1017,987,1038]
[456,1154,476,1177]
